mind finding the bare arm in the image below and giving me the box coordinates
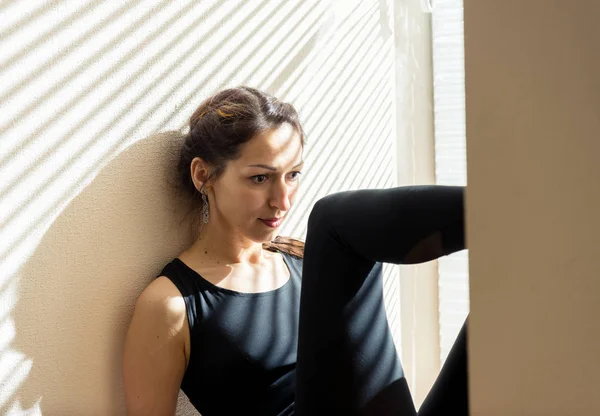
[123,277,189,416]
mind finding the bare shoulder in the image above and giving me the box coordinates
[135,276,187,327]
[123,276,189,415]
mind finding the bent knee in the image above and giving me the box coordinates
[307,192,346,231]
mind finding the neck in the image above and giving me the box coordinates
[192,219,267,265]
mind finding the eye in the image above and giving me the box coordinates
[288,171,302,181]
[251,174,269,184]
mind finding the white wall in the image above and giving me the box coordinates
[431,0,470,366]
[465,1,600,414]
[393,0,440,407]
[0,1,409,414]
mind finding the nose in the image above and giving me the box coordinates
[269,179,292,212]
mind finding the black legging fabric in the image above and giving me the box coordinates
[295,185,468,415]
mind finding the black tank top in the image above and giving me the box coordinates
[158,251,303,416]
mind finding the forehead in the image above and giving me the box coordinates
[236,124,303,165]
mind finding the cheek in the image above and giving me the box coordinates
[289,186,299,204]
[227,188,264,217]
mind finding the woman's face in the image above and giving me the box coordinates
[208,123,304,243]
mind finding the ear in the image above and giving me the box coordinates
[190,157,212,192]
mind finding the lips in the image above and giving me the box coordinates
[259,217,283,228]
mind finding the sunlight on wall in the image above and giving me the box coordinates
[1,0,399,414]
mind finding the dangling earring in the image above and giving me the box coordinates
[200,188,209,224]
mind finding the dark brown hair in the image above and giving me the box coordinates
[177,86,305,258]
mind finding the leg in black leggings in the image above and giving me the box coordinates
[418,318,468,416]
[295,186,468,415]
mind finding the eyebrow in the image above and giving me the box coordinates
[246,162,304,171]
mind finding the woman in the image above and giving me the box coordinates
[122,86,468,415]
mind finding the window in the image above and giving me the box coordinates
[431,0,469,364]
